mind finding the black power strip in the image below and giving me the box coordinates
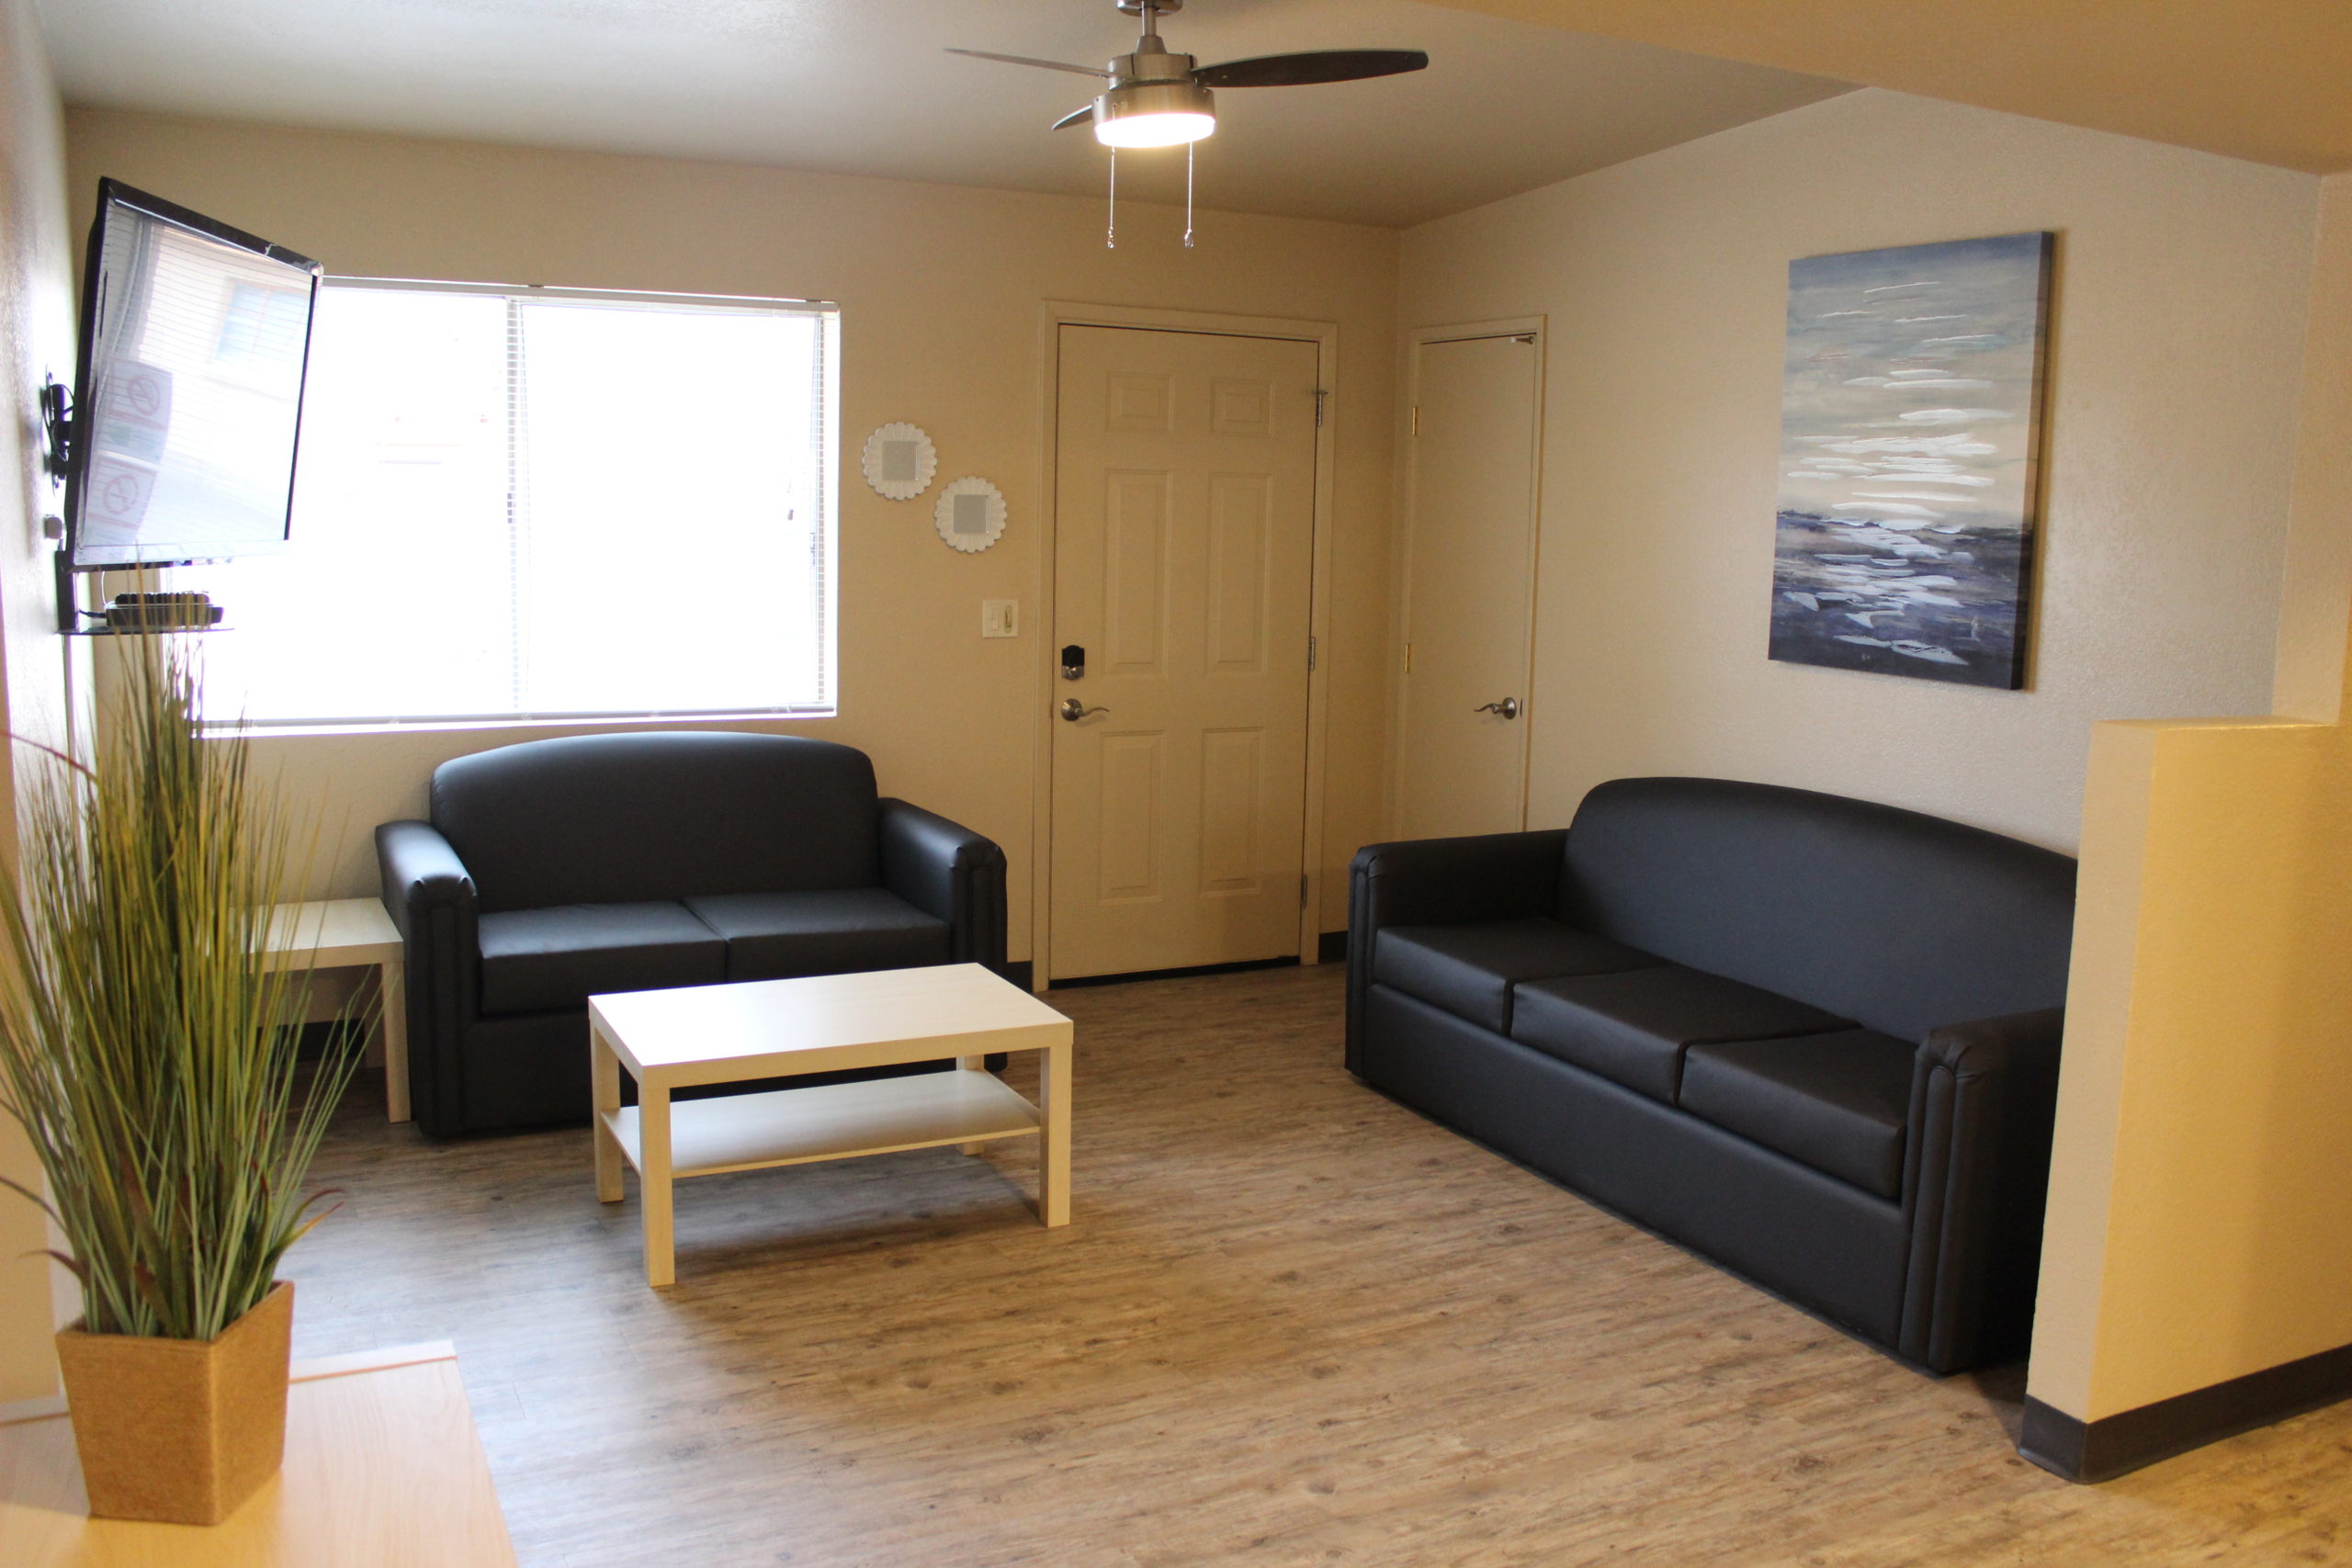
[102,592,223,630]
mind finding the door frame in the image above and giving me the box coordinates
[1031,300,1341,992]
[1391,316,1549,840]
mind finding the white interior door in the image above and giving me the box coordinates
[1050,324,1319,981]
[1396,330,1544,840]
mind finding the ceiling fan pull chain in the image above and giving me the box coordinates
[1107,147,1118,249]
[1184,141,1196,249]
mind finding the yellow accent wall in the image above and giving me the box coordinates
[58,108,1405,954]
[2030,174,2352,1421]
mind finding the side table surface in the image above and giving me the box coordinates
[0,1342,516,1566]
[254,897,411,1124]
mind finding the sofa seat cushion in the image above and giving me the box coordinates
[1374,918,1660,1033]
[1510,966,1855,1104]
[478,901,727,1016]
[684,889,951,982]
[1679,1030,1916,1199]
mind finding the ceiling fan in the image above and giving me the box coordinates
[947,0,1430,151]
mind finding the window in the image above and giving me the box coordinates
[187,278,838,728]
[213,282,310,368]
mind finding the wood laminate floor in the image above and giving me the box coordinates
[286,965,2352,1567]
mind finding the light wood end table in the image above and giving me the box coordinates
[255,898,410,1123]
[591,963,1074,1287]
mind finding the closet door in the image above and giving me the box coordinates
[1396,329,1544,840]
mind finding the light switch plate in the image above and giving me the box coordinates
[981,600,1019,638]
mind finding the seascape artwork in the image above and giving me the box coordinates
[1770,232,2053,689]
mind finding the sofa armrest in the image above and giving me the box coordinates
[1897,1006,2066,1371]
[377,819,474,940]
[376,820,481,1138]
[1345,830,1569,1073]
[877,798,1009,977]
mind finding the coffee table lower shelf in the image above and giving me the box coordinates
[599,1071,1042,1179]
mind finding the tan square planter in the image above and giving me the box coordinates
[53,1280,295,1525]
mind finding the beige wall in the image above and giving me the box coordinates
[62,108,1402,950]
[2272,178,2352,725]
[1419,0,2352,175]
[2031,174,2352,1423]
[0,0,79,1401]
[1399,88,2316,852]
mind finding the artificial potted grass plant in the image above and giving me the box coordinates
[0,638,358,1525]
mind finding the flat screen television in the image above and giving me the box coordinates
[62,179,322,570]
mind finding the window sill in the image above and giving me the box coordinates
[202,707,838,740]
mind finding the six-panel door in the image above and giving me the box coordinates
[1049,324,1318,980]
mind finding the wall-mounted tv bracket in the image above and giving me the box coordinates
[39,376,73,487]
[38,376,223,635]
[54,550,82,635]
[44,376,77,632]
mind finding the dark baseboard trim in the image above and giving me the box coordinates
[1049,955,1299,990]
[1037,937,1349,991]
[2019,1339,2352,1482]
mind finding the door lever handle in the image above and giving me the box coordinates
[1474,698,1521,719]
[1059,697,1112,722]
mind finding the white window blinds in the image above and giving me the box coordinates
[187,277,838,728]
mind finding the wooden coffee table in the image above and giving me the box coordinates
[590,963,1073,1287]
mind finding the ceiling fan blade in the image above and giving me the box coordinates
[1192,50,1429,89]
[1051,104,1098,131]
[944,48,1111,79]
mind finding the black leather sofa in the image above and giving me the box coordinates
[1347,777,2075,1373]
[379,731,1007,1137]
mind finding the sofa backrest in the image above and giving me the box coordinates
[1560,777,2076,1044]
[432,732,881,912]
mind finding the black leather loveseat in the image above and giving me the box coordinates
[379,732,1007,1137]
[1347,777,2075,1373]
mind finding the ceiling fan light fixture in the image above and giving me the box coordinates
[947,0,1430,246]
[1092,80,1216,147]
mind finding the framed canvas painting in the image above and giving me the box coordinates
[1770,231,2054,689]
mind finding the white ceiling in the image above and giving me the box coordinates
[40,0,1851,228]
